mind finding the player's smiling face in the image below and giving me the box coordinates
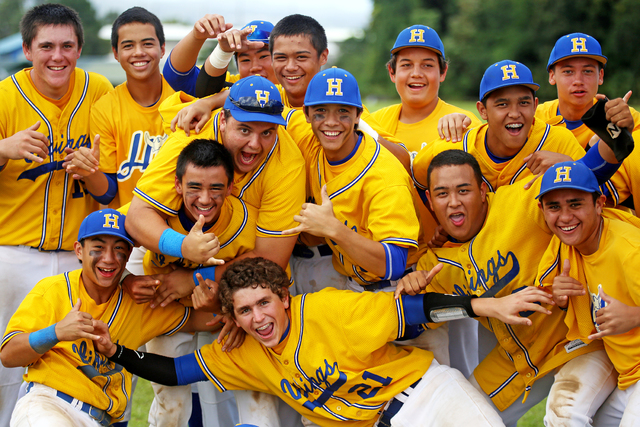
[304,103,362,162]
[427,164,487,242]
[175,164,232,226]
[220,113,278,175]
[539,188,604,255]
[549,57,604,115]
[271,35,328,107]
[232,285,290,348]
[477,85,538,158]
[23,24,81,100]
[113,22,164,82]
[75,235,132,294]
[389,47,446,112]
[238,46,278,84]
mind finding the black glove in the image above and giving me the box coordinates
[582,97,634,162]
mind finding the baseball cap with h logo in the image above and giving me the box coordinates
[304,67,362,108]
[536,161,601,199]
[390,25,445,59]
[547,33,607,70]
[479,59,539,101]
[224,75,285,125]
[78,209,134,246]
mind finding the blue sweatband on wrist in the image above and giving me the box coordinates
[29,324,59,354]
[193,265,216,287]
[158,228,185,258]
[578,141,621,185]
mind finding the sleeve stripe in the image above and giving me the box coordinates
[395,297,405,340]
[381,242,392,280]
[380,238,418,247]
[195,349,227,391]
[1,331,23,348]
[256,226,283,236]
[165,55,194,76]
[133,188,179,215]
[162,307,191,336]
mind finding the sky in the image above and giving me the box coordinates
[90,0,373,40]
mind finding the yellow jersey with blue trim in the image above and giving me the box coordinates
[137,96,306,239]
[0,68,112,250]
[416,180,605,411]
[411,119,585,195]
[90,76,174,209]
[195,288,432,427]
[284,110,420,284]
[537,217,640,390]
[143,196,257,274]
[370,99,482,155]
[1,269,190,421]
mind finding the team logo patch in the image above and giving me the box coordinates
[607,122,621,139]
[103,213,120,229]
[590,284,607,332]
[500,65,519,81]
[570,37,588,53]
[409,28,425,43]
[255,90,270,107]
[325,78,343,96]
[553,166,572,183]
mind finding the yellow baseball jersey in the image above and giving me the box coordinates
[196,288,432,427]
[537,218,640,390]
[412,120,585,195]
[138,93,306,239]
[370,99,482,155]
[416,179,605,411]
[143,196,257,274]
[536,99,640,206]
[90,77,175,209]
[0,68,112,250]
[1,269,190,421]
[284,110,420,285]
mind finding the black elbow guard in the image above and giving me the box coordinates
[582,98,634,162]
[109,344,179,386]
[422,293,478,323]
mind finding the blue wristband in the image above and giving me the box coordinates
[193,265,216,287]
[159,229,186,258]
[29,324,59,354]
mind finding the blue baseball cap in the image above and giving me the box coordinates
[390,25,445,59]
[78,209,134,246]
[242,20,273,44]
[224,75,285,125]
[547,33,607,71]
[304,67,362,108]
[536,161,601,199]
[479,60,539,101]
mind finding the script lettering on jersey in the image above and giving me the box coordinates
[281,359,343,401]
[468,250,520,297]
[117,131,168,181]
[73,339,125,386]
[18,133,90,181]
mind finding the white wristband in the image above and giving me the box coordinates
[209,44,234,69]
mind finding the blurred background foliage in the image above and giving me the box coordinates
[335,0,640,103]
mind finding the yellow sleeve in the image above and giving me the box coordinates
[368,185,419,249]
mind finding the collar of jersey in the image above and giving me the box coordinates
[178,208,216,233]
[327,132,363,166]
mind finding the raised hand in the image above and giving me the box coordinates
[55,299,100,342]
[182,215,224,265]
[551,259,585,308]
[394,264,444,299]
[0,121,49,164]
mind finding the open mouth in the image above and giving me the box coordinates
[132,61,149,67]
[97,267,117,277]
[321,131,341,138]
[505,123,523,135]
[240,152,257,165]
[256,323,274,338]
[48,66,65,71]
[559,224,578,232]
[449,213,465,226]
[195,205,213,214]
[408,83,425,89]
[284,75,303,82]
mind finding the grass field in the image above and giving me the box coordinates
[128,378,546,426]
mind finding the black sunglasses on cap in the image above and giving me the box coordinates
[229,95,284,115]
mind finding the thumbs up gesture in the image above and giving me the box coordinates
[551,259,586,309]
[63,134,101,180]
[282,185,337,238]
[182,215,225,265]
[55,299,101,342]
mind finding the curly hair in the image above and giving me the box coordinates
[219,257,289,318]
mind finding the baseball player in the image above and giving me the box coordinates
[538,32,640,208]
[163,16,277,96]
[0,208,216,426]
[396,133,638,426]
[536,161,640,425]
[126,75,305,427]
[0,4,112,423]
[93,257,563,427]
[283,67,421,290]
[372,25,482,377]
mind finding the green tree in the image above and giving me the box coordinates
[0,0,24,39]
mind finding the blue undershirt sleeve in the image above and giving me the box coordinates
[163,53,200,96]
[401,294,428,325]
[88,172,117,204]
[175,353,208,385]
[577,141,621,185]
[381,243,409,280]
